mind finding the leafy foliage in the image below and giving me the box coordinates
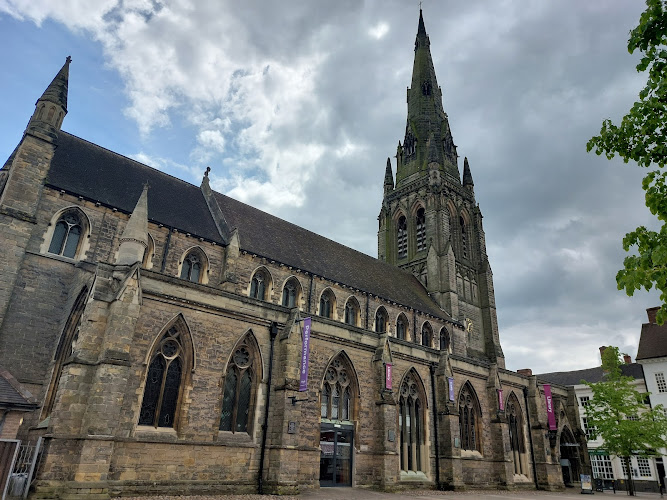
[587,0,667,324]
[584,347,667,466]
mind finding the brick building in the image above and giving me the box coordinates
[0,11,586,498]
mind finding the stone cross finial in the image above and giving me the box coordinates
[66,55,72,64]
[205,166,211,177]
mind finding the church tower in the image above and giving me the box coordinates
[378,11,504,367]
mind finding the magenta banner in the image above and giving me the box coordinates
[298,317,312,392]
[385,363,392,389]
[498,389,504,411]
[543,384,557,430]
[448,377,455,401]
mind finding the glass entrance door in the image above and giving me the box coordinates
[319,425,353,486]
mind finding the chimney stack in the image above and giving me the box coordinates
[517,369,532,377]
[647,307,659,324]
[624,354,632,364]
[599,346,607,358]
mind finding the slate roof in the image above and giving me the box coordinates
[46,132,451,320]
[636,321,667,361]
[536,363,645,387]
[0,367,37,410]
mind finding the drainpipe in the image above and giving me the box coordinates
[523,386,540,489]
[307,274,314,314]
[258,321,279,494]
[429,365,442,490]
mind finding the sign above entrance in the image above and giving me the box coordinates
[299,317,312,392]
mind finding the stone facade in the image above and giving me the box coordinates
[0,11,587,499]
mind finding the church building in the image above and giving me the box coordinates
[0,11,587,498]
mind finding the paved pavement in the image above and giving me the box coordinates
[299,488,664,500]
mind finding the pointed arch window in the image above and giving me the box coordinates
[439,327,450,352]
[181,251,202,282]
[416,207,426,252]
[459,383,482,452]
[397,216,408,259]
[220,336,258,434]
[375,307,388,334]
[42,287,88,419]
[421,322,433,348]
[399,371,426,472]
[250,269,268,300]
[282,278,300,308]
[319,289,336,319]
[344,298,360,327]
[139,324,191,428]
[321,355,355,421]
[48,212,82,259]
[396,314,408,340]
[507,394,526,475]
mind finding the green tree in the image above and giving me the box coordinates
[583,347,667,495]
[587,0,667,324]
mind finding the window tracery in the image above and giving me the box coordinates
[344,298,360,326]
[250,269,268,300]
[459,383,482,452]
[319,289,335,319]
[139,324,190,428]
[396,314,408,340]
[375,307,388,334]
[48,212,82,259]
[181,251,202,282]
[321,355,354,421]
[399,371,426,472]
[282,278,300,308]
[220,336,258,434]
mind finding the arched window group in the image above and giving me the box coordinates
[250,269,269,300]
[421,322,432,348]
[48,211,83,258]
[396,206,427,260]
[375,307,388,333]
[220,335,259,434]
[319,289,336,319]
[181,251,203,282]
[344,298,360,327]
[321,355,355,421]
[282,277,299,307]
[399,371,426,473]
[396,314,408,340]
[139,323,190,428]
[459,383,482,452]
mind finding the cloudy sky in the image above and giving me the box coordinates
[0,1,660,373]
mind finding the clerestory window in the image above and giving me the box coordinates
[250,269,268,300]
[397,314,408,340]
[375,307,388,334]
[48,212,82,258]
[282,278,300,308]
[181,251,202,282]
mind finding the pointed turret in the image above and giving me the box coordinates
[384,157,394,194]
[396,10,459,187]
[116,185,149,265]
[462,157,474,188]
[26,56,71,141]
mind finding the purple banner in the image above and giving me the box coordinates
[298,317,312,392]
[498,389,504,411]
[448,377,455,401]
[543,384,557,430]
[385,363,392,389]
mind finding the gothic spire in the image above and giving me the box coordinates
[462,157,474,187]
[116,184,149,265]
[26,56,71,141]
[395,10,459,188]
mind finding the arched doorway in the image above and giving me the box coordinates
[319,352,358,487]
[559,426,580,487]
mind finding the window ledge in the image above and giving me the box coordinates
[216,430,257,447]
[41,252,79,265]
[460,449,483,459]
[400,470,429,482]
[134,425,178,441]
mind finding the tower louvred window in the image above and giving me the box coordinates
[460,216,468,259]
[397,216,408,259]
[416,208,426,252]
